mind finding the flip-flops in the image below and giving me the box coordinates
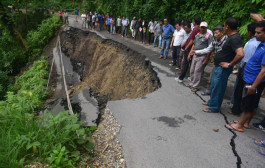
[254,139,265,147]
[258,148,265,156]
[203,108,218,113]
[185,84,192,88]
[233,120,251,129]
[225,124,244,132]
[202,102,209,106]
[191,88,199,92]
[201,91,210,96]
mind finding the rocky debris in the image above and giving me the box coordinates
[213,128,219,132]
[91,105,126,168]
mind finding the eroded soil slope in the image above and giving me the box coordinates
[60,27,160,100]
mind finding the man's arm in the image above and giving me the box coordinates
[203,51,213,66]
[187,44,195,61]
[185,39,194,51]
[251,13,264,22]
[248,65,265,95]
[170,36,175,48]
[195,43,214,55]
[220,48,244,68]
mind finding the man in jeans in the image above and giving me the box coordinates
[175,16,201,82]
[159,18,175,60]
[203,17,244,113]
[187,22,213,92]
[154,20,163,48]
[169,21,185,67]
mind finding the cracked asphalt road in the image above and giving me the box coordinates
[68,16,265,168]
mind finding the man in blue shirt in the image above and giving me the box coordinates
[97,13,102,31]
[226,20,265,132]
[229,23,260,115]
[106,17,111,33]
[75,9,79,22]
[160,18,175,59]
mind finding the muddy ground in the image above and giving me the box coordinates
[45,26,161,167]
[60,27,161,100]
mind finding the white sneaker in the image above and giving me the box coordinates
[174,77,183,83]
[188,77,191,81]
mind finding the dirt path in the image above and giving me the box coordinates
[65,15,265,168]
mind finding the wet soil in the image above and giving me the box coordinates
[46,26,161,167]
[60,27,161,100]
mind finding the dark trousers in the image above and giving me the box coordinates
[179,51,190,80]
[107,25,110,32]
[135,29,139,40]
[122,26,128,37]
[208,66,233,112]
[149,32,154,44]
[231,66,244,115]
[261,117,265,127]
[172,46,181,66]
[65,16,69,24]
[117,26,122,33]
[141,32,146,42]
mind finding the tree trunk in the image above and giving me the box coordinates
[0,1,28,51]
[25,0,28,30]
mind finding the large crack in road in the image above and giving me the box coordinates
[194,91,242,168]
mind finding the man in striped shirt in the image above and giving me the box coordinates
[194,26,227,95]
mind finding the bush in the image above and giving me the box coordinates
[0,71,9,99]
[26,15,61,60]
[0,58,94,168]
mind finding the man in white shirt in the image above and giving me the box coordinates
[81,11,87,29]
[117,16,122,34]
[122,17,130,37]
[148,19,155,44]
[170,22,185,67]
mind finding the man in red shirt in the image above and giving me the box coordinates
[176,16,201,83]
[58,9,63,21]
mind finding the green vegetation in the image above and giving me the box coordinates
[1,0,265,167]
[0,1,95,167]
[0,13,61,99]
[0,58,95,168]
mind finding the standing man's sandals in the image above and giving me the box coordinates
[202,108,216,113]
[225,124,244,132]
[254,139,265,147]
[185,84,192,88]
[191,88,199,92]
[202,102,209,106]
[258,148,265,156]
[233,120,251,129]
[201,91,210,96]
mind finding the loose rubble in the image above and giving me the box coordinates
[91,105,126,168]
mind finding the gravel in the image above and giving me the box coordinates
[91,105,126,168]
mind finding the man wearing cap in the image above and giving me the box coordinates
[130,16,137,38]
[187,21,213,92]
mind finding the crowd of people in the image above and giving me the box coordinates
[59,9,265,156]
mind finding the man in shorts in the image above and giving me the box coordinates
[226,20,265,132]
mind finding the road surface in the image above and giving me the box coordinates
[67,15,265,168]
